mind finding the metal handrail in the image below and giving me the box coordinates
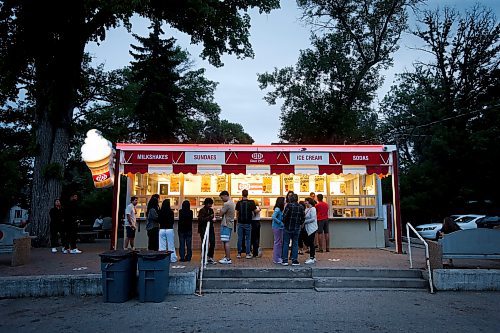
[406,223,434,294]
[197,221,211,296]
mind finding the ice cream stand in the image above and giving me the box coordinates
[98,143,403,253]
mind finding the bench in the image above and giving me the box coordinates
[0,224,32,266]
[439,228,500,260]
[77,231,98,243]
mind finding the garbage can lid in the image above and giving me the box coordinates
[137,250,172,260]
[99,249,135,259]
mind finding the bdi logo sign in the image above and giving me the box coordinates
[251,153,263,160]
[250,153,265,163]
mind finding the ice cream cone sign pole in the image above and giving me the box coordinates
[81,129,115,189]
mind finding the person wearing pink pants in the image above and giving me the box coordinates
[271,197,285,264]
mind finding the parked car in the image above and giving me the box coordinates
[415,214,485,240]
[476,216,500,229]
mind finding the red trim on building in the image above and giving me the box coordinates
[270,165,295,174]
[366,166,390,175]
[172,164,197,174]
[318,165,343,175]
[124,164,148,174]
[221,165,246,174]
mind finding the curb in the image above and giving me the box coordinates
[433,269,500,291]
[0,270,197,299]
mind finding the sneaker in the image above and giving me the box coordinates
[219,257,232,264]
[70,249,82,254]
[292,260,300,266]
[305,258,316,264]
[318,249,324,253]
[257,248,263,258]
[273,259,283,264]
[245,254,252,259]
[51,247,57,253]
[326,249,330,252]
[207,258,217,265]
[237,253,241,259]
[281,261,289,266]
[62,249,68,254]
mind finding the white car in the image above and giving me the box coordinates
[415,214,485,240]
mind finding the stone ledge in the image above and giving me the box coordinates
[0,270,197,298]
[433,269,500,291]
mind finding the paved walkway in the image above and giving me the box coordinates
[1,238,499,277]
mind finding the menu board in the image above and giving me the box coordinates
[217,175,227,192]
[170,175,180,193]
[262,176,273,193]
[201,175,211,193]
[315,176,325,193]
[300,175,309,192]
[284,175,294,192]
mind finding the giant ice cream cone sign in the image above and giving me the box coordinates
[81,129,115,188]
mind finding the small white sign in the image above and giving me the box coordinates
[290,152,329,165]
[185,151,225,164]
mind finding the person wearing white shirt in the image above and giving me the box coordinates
[303,197,318,264]
[124,196,138,250]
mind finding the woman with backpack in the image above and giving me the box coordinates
[303,197,318,264]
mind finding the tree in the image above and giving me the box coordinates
[258,0,417,143]
[381,5,500,221]
[0,0,279,246]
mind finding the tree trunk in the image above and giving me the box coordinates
[29,114,71,247]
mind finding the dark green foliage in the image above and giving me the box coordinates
[258,0,415,143]
[381,5,500,222]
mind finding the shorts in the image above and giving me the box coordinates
[126,226,136,238]
[220,225,232,242]
[317,220,329,234]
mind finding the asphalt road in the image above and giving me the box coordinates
[0,291,499,333]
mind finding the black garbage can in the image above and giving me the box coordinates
[137,251,171,303]
[99,250,137,303]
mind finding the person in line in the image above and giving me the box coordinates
[49,198,64,253]
[439,217,461,266]
[177,200,193,262]
[63,193,82,254]
[271,197,285,264]
[146,194,160,251]
[198,198,216,264]
[235,189,257,259]
[315,194,330,252]
[281,194,305,266]
[304,198,318,264]
[251,202,262,258]
[124,196,138,250]
[309,192,317,205]
[218,191,235,264]
[158,199,178,262]
[298,201,308,255]
[285,191,294,207]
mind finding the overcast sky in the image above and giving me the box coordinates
[85,0,499,144]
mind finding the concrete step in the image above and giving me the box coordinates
[202,267,312,279]
[314,277,427,289]
[312,268,423,279]
[201,277,315,290]
[201,289,313,294]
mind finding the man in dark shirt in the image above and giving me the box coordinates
[281,194,305,266]
[235,189,257,259]
[198,198,216,264]
[63,193,82,254]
